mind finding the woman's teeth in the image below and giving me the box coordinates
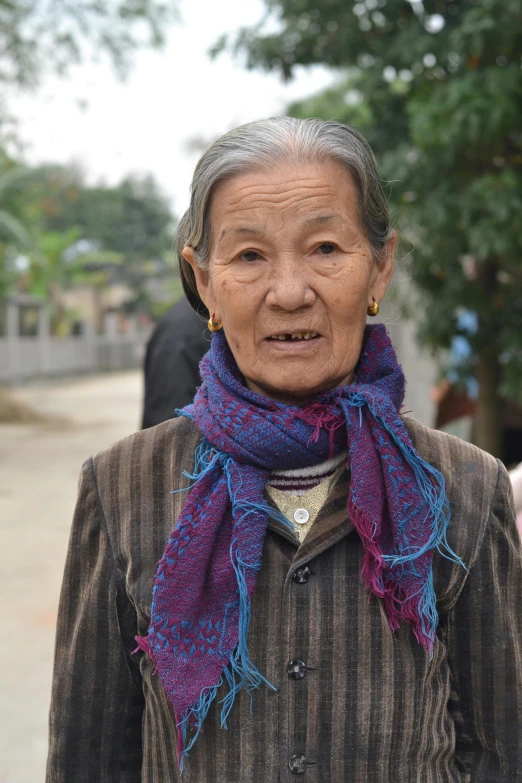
[270,332,319,341]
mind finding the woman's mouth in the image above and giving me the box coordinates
[266,331,320,342]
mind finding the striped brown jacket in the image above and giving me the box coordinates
[46,416,522,783]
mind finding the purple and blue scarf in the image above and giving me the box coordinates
[135,323,462,767]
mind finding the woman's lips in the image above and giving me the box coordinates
[264,334,324,351]
[266,329,321,342]
[267,331,320,342]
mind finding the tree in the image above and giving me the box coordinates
[0,0,178,90]
[0,151,34,298]
[28,228,82,333]
[16,163,178,318]
[218,0,522,458]
[28,167,177,315]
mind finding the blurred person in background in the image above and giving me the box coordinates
[46,118,521,783]
[141,297,208,429]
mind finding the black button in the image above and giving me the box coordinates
[289,753,307,774]
[287,659,307,680]
[292,566,311,584]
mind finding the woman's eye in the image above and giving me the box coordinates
[317,242,337,255]
[239,250,261,263]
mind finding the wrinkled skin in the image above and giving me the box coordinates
[183,160,395,405]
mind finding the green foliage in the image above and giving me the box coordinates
[0,155,178,320]
[29,228,82,299]
[26,228,82,332]
[0,150,35,297]
[221,0,522,409]
[0,0,179,90]
[26,166,175,261]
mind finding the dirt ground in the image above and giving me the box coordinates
[0,371,143,783]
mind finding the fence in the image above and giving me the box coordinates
[0,297,151,385]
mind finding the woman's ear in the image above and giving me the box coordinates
[182,246,213,311]
[370,230,397,302]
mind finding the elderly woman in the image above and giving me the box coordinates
[46,118,521,783]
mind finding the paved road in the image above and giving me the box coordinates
[0,371,143,783]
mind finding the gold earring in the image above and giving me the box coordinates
[367,297,379,317]
[207,316,223,332]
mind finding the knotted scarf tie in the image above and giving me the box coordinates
[135,323,462,767]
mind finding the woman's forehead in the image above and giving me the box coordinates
[210,160,358,228]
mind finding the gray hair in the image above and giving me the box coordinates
[177,117,393,315]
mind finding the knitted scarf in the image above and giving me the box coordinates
[136,323,462,767]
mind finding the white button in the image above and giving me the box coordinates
[294,508,310,525]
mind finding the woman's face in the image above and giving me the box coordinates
[184,159,395,404]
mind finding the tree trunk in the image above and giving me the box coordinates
[474,349,503,459]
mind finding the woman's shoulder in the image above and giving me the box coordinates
[403,416,499,482]
[90,415,201,511]
[404,416,502,533]
[403,417,509,610]
[84,416,202,594]
[94,415,200,468]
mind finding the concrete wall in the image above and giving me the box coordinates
[0,298,150,384]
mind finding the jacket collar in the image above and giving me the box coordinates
[267,469,353,568]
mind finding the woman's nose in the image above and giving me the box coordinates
[265,257,315,311]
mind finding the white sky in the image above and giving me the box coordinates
[6,0,336,217]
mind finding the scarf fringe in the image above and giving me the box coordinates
[174,535,276,771]
[171,414,222,492]
[342,397,466,653]
[225,484,295,534]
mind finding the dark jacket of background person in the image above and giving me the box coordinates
[141,298,209,429]
[46,415,522,783]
